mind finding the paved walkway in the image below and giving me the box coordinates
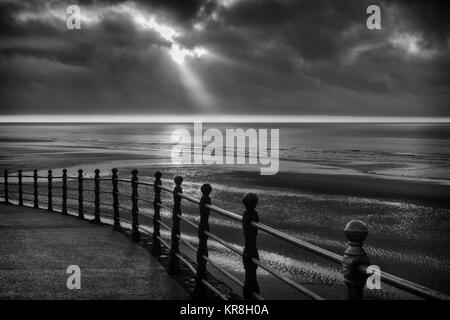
[0,203,189,299]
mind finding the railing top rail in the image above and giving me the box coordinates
[358,265,449,300]
[156,186,342,263]
[136,181,154,187]
[157,185,343,264]
[206,203,243,222]
[252,221,343,264]
[157,185,173,193]
[179,193,200,204]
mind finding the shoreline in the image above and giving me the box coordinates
[233,170,450,207]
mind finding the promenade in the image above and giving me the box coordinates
[0,203,189,299]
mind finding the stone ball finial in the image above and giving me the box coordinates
[201,183,212,196]
[243,193,258,210]
[174,176,183,185]
[131,169,138,176]
[344,220,368,244]
[154,171,162,179]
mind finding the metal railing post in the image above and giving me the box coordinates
[242,193,260,300]
[169,175,183,275]
[62,169,67,214]
[47,169,53,211]
[194,183,212,299]
[342,220,370,300]
[4,170,8,204]
[18,170,23,206]
[78,169,84,219]
[33,169,38,208]
[131,169,140,242]
[152,171,162,256]
[91,169,101,224]
[112,168,121,231]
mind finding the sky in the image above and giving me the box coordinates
[0,0,449,119]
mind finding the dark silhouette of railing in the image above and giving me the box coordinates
[1,168,449,300]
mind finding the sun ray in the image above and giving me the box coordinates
[177,62,215,110]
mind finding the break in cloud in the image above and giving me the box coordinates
[0,0,448,117]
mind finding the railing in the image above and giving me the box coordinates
[1,168,449,300]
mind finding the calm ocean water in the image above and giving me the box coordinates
[1,123,450,180]
[1,123,449,298]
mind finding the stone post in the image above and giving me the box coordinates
[62,169,67,214]
[342,220,370,300]
[18,170,23,206]
[4,170,8,204]
[169,175,183,274]
[78,169,84,219]
[33,169,38,208]
[112,168,121,231]
[131,169,141,241]
[242,193,260,300]
[47,169,53,211]
[194,183,212,299]
[152,171,162,256]
[91,169,101,224]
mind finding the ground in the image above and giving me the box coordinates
[0,203,189,299]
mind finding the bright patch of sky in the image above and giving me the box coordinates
[15,2,208,65]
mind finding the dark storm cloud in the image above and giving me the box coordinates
[0,0,448,117]
[75,0,217,24]
[393,0,449,42]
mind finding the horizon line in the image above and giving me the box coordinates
[0,115,449,123]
